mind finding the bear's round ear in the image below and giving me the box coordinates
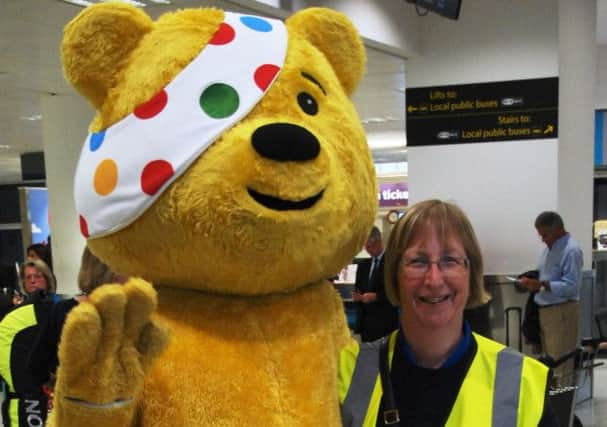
[61,3,153,109]
[286,8,366,96]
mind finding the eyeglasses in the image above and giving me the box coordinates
[401,255,469,279]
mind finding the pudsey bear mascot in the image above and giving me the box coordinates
[51,3,376,426]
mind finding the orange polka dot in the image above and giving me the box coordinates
[94,159,118,196]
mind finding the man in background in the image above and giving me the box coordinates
[352,226,399,342]
[518,211,583,385]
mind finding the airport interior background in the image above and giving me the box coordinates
[1,0,607,425]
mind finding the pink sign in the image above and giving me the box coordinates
[378,183,408,207]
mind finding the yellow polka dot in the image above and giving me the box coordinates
[94,159,118,196]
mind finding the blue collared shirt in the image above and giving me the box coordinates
[534,233,583,306]
[399,322,472,368]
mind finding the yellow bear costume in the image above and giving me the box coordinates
[51,3,376,426]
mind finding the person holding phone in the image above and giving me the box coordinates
[517,211,583,386]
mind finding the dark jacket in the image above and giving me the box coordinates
[354,255,399,342]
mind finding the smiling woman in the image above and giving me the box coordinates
[385,200,485,345]
[339,199,560,427]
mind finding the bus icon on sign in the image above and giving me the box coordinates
[500,97,524,107]
[437,131,459,140]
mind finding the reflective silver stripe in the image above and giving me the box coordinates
[341,340,382,427]
[492,347,523,427]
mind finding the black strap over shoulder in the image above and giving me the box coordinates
[379,337,400,426]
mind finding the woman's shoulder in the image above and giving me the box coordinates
[472,333,548,371]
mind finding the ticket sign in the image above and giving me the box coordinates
[406,77,558,146]
[379,183,408,207]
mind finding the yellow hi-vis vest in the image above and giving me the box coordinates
[0,300,51,427]
[339,331,549,427]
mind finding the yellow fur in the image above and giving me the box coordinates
[52,4,376,426]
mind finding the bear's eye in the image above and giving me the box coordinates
[297,92,318,115]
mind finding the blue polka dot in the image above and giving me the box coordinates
[240,16,272,32]
[89,130,106,152]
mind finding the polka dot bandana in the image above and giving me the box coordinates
[74,12,287,239]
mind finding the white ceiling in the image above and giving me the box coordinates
[0,0,406,185]
[1,0,605,185]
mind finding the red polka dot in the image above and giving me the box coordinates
[141,160,174,196]
[209,23,235,45]
[254,64,281,91]
[79,215,89,238]
[134,90,168,119]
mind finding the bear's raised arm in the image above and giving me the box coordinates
[48,279,168,427]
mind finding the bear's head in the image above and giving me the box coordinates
[63,4,377,295]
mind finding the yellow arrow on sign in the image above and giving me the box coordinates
[543,124,554,134]
[407,105,418,113]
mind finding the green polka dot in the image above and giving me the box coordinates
[199,83,240,119]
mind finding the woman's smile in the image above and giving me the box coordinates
[415,294,453,305]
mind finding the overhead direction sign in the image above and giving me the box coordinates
[406,77,558,146]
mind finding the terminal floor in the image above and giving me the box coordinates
[577,360,607,427]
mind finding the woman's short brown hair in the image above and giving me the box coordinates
[20,258,56,294]
[77,246,116,294]
[384,199,490,309]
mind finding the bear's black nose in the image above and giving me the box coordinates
[251,123,320,162]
